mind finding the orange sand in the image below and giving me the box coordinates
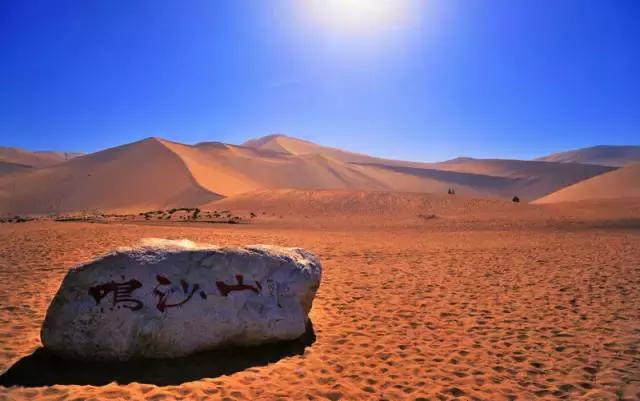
[534,164,640,204]
[0,136,618,215]
[0,203,639,400]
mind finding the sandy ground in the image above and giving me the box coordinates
[0,218,639,400]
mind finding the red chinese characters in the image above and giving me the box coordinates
[216,274,262,296]
[153,275,200,312]
[88,279,143,311]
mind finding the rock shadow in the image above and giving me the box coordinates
[0,321,315,387]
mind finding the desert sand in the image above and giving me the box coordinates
[534,163,640,204]
[0,135,621,215]
[536,145,640,167]
[0,195,639,401]
[0,146,81,169]
[0,138,221,215]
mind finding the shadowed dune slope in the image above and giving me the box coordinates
[158,139,393,196]
[0,161,32,176]
[0,146,82,168]
[375,158,616,201]
[243,135,616,200]
[0,135,627,214]
[533,163,640,204]
[428,157,613,178]
[536,145,640,167]
[0,138,221,214]
[159,138,542,200]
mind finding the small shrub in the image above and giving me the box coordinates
[512,196,520,203]
[419,213,437,220]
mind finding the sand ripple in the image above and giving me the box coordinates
[0,222,639,400]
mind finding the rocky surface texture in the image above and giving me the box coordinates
[40,239,321,360]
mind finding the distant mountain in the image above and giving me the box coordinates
[533,163,640,203]
[536,145,640,167]
[0,146,83,168]
[0,135,621,214]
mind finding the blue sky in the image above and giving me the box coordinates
[0,1,638,161]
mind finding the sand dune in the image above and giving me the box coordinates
[534,163,640,203]
[205,188,640,229]
[243,135,616,200]
[242,134,383,164]
[0,161,31,176]
[161,137,619,203]
[536,145,640,167]
[378,158,616,200]
[160,139,391,196]
[202,188,558,229]
[428,157,611,178]
[0,135,625,214]
[0,146,82,168]
[0,138,220,215]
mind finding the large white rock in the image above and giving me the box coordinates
[41,239,321,360]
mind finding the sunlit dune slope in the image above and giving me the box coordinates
[242,134,381,164]
[536,145,640,167]
[158,139,392,196]
[243,135,616,200]
[533,163,640,204]
[159,138,538,199]
[0,138,220,214]
[0,134,626,214]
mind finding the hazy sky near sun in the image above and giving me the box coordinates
[1,0,638,161]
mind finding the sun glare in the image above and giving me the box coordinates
[302,0,412,34]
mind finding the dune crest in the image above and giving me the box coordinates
[536,145,640,167]
[0,138,220,215]
[0,135,628,214]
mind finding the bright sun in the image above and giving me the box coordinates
[302,0,411,34]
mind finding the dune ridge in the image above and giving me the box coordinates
[0,134,626,214]
[534,163,640,204]
[536,145,640,167]
[0,138,221,214]
[0,146,82,168]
